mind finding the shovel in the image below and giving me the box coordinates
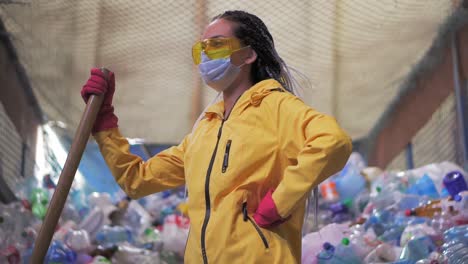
[30,68,110,263]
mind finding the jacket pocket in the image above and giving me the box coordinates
[242,202,269,249]
[222,140,232,173]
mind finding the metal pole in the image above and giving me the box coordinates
[405,142,414,170]
[451,32,468,170]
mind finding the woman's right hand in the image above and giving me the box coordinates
[81,68,119,133]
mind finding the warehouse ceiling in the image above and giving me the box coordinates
[0,0,458,144]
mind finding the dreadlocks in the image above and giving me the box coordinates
[213,10,298,95]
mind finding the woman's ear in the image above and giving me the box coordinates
[245,48,257,64]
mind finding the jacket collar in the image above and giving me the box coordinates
[204,79,285,120]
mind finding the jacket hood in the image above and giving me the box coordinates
[204,79,285,120]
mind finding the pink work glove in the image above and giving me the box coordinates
[253,189,288,228]
[81,68,118,133]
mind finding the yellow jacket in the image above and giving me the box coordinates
[94,79,352,263]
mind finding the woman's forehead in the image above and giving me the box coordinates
[202,18,235,40]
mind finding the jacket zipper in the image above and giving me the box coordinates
[222,140,232,173]
[200,119,225,264]
[183,227,191,257]
[242,202,269,249]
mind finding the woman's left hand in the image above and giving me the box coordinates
[253,189,288,228]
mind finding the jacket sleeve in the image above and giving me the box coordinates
[271,95,352,218]
[93,128,187,199]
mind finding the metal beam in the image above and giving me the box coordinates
[190,0,207,126]
[405,143,414,170]
[451,32,468,169]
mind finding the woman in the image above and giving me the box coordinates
[81,10,352,264]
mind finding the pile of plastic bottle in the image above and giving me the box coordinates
[1,153,467,264]
[0,175,189,264]
[302,153,468,264]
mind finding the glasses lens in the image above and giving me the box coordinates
[205,38,238,60]
[192,38,242,65]
[192,42,203,65]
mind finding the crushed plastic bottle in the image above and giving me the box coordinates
[161,214,190,256]
[348,224,378,258]
[440,225,468,263]
[400,224,437,247]
[364,243,402,263]
[64,229,92,253]
[302,223,349,264]
[316,238,361,264]
[397,236,437,264]
[112,244,161,264]
[328,200,352,223]
[334,166,366,202]
[90,255,112,264]
[95,225,133,249]
[122,200,152,237]
[78,207,108,238]
[44,240,77,264]
[406,174,440,199]
[29,188,49,220]
[137,227,163,251]
[414,252,447,264]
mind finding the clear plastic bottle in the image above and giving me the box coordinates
[441,242,468,264]
[397,236,437,264]
[441,225,468,264]
[112,245,161,264]
[334,166,366,201]
[348,226,376,259]
[400,224,436,248]
[64,229,92,253]
[316,239,362,264]
[302,223,349,264]
[0,206,16,248]
[414,252,447,264]
[406,174,440,199]
[122,200,152,237]
[95,225,133,249]
[378,225,405,246]
[364,243,402,263]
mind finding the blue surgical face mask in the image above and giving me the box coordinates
[198,52,244,92]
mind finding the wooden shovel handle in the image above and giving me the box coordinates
[31,68,110,263]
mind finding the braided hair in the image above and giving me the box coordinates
[213,10,298,95]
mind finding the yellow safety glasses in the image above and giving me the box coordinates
[192,37,245,65]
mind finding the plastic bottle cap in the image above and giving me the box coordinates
[404,209,411,217]
[376,186,382,193]
[162,191,172,199]
[343,198,353,208]
[454,194,462,202]
[342,238,350,246]
[323,242,333,250]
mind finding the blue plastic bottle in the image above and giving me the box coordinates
[406,174,439,199]
[44,241,77,264]
[443,225,468,242]
[334,166,366,201]
[441,225,468,263]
